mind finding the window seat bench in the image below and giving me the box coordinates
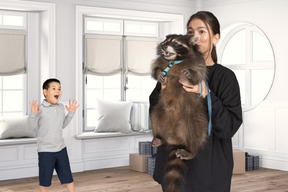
[76,131,152,140]
[0,137,37,146]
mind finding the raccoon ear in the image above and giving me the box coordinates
[166,34,173,38]
[190,35,200,45]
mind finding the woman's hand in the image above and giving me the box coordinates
[179,79,208,98]
[29,100,42,114]
[152,138,163,147]
[65,100,80,113]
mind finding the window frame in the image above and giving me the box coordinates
[218,23,275,111]
[83,18,159,131]
[76,6,184,133]
[0,1,56,116]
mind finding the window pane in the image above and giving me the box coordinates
[142,24,157,34]
[251,70,273,105]
[234,70,246,106]
[252,32,274,62]
[87,90,99,108]
[3,90,23,111]
[87,109,97,130]
[222,29,246,65]
[87,21,103,31]
[87,74,121,101]
[0,92,2,112]
[126,75,156,101]
[3,15,24,26]
[124,21,158,37]
[85,18,123,35]
[2,112,23,117]
[3,74,23,89]
[126,23,141,33]
[0,15,2,25]
[104,22,121,32]
[103,89,121,100]
[103,75,121,89]
[87,75,103,89]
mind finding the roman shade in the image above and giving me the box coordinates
[126,36,158,75]
[0,29,26,76]
[85,35,122,75]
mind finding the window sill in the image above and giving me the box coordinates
[76,131,152,140]
[0,138,37,146]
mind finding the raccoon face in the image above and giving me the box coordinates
[158,34,200,61]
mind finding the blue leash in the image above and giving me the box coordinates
[196,80,212,136]
[205,79,212,136]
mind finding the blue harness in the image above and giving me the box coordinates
[162,60,212,136]
[162,60,184,77]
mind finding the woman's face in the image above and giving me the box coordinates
[187,18,218,59]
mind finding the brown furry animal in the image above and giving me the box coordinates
[150,34,209,192]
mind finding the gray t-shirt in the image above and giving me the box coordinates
[28,100,74,152]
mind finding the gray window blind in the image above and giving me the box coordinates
[126,37,158,75]
[0,29,26,76]
[85,35,122,75]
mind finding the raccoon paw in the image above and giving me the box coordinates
[181,69,192,79]
[175,149,193,160]
[157,72,165,83]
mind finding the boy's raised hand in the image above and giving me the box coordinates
[29,100,42,114]
[65,100,80,113]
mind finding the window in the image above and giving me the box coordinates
[84,17,159,131]
[0,11,26,117]
[0,10,26,29]
[218,23,275,111]
[76,6,184,133]
[0,75,25,116]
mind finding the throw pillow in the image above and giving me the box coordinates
[0,116,36,139]
[94,99,133,133]
[130,102,150,132]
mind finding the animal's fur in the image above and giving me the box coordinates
[150,34,209,192]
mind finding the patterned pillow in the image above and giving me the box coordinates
[130,102,150,132]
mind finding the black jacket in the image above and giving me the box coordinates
[149,64,243,192]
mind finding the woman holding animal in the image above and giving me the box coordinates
[149,11,243,192]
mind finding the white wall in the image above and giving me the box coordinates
[1,0,288,181]
[0,0,196,181]
[202,0,288,171]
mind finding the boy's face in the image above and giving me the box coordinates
[43,82,62,105]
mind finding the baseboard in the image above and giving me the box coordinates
[82,156,129,171]
[261,157,288,171]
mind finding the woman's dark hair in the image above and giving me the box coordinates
[187,11,220,64]
[42,78,61,90]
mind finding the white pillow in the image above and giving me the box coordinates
[94,99,133,133]
[0,116,36,139]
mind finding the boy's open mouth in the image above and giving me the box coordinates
[54,95,59,99]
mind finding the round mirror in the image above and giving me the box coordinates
[218,23,275,111]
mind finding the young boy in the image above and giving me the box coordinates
[29,78,79,192]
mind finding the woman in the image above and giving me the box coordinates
[149,11,243,192]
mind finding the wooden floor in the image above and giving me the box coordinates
[0,167,288,192]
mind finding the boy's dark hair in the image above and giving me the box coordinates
[42,78,61,90]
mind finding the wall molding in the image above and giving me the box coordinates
[80,0,197,13]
